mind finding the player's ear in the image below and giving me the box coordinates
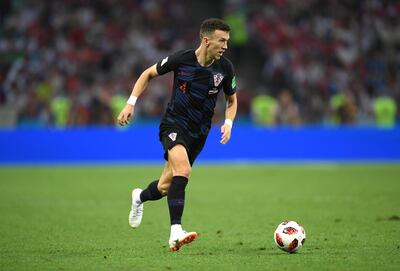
[203,36,210,46]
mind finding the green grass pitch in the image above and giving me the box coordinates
[0,164,399,270]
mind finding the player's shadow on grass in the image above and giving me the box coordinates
[182,245,311,256]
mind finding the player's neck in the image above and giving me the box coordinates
[195,46,214,67]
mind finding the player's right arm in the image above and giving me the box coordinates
[117,65,159,126]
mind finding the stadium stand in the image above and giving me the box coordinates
[0,0,399,127]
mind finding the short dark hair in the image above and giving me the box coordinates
[200,18,230,39]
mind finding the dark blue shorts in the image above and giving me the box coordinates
[159,124,207,166]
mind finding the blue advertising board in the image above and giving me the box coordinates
[1,126,399,165]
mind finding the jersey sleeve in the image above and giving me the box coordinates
[223,59,237,96]
[156,50,184,75]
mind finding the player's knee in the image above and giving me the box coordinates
[174,166,191,178]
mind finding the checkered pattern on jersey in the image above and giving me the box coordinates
[157,50,236,138]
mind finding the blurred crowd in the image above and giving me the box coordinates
[0,0,399,128]
[248,0,400,127]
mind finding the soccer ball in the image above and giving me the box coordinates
[274,221,306,253]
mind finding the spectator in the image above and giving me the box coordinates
[273,90,301,126]
[250,93,276,126]
[373,95,397,127]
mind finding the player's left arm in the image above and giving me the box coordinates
[220,93,237,144]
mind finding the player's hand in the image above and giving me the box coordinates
[220,124,232,144]
[117,104,134,126]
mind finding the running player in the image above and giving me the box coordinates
[117,18,237,251]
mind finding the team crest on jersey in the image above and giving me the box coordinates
[213,73,224,87]
[168,132,177,141]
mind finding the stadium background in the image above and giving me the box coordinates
[1,0,400,163]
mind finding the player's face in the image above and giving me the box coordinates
[207,30,229,60]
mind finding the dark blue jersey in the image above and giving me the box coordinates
[156,49,236,138]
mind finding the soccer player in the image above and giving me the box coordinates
[117,18,237,251]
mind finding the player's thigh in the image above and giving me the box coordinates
[168,144,191,177]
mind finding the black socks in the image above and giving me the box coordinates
[167,176,188,225]
[139,176,189,225]
[140,180,163,203]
